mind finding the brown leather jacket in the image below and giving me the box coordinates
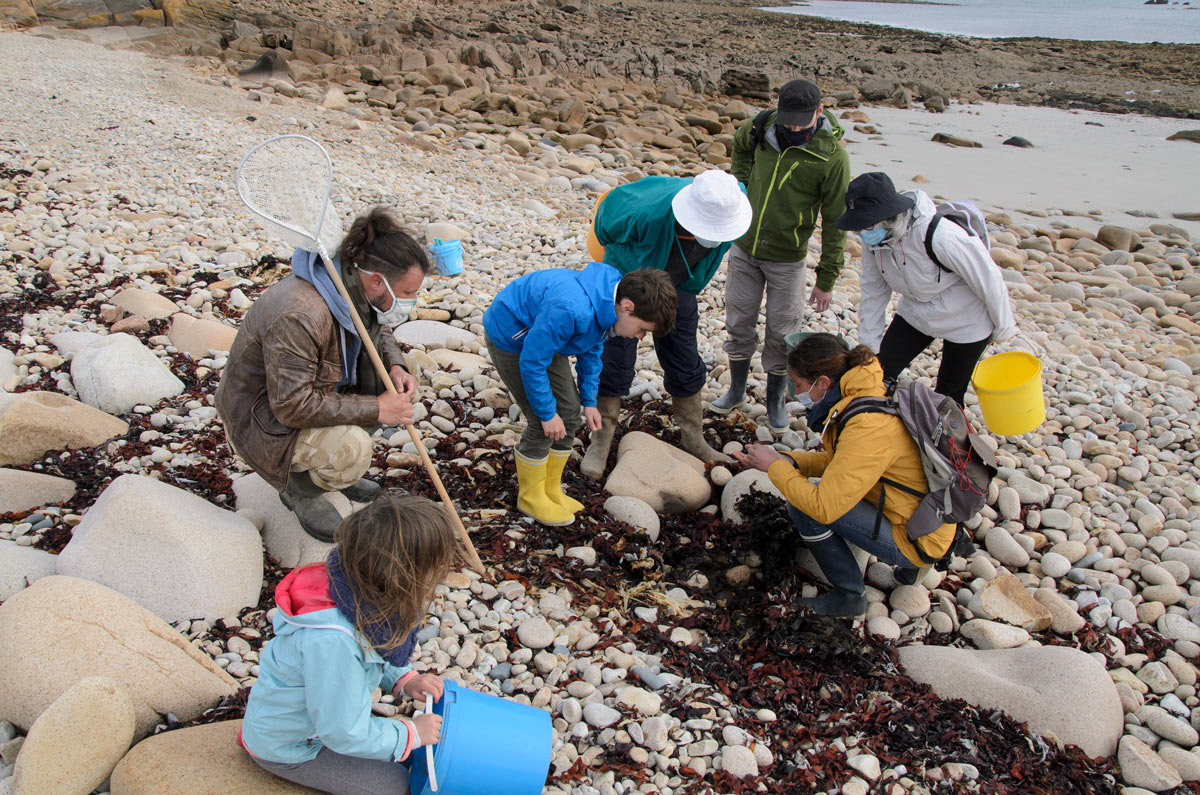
[216,269,405,492]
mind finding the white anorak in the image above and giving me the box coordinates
[858,191,1016,352]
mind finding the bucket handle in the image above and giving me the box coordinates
[418,694,438,792]
[1002,328,1047,359]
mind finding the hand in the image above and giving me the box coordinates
[808,288,833,313]
[390,365,418,400]
[542,414,566,440]
[378,390,414,426]
[412,713,442,747]
[583,406,602,432]
[732,443,787,472]
[398,673,444,702]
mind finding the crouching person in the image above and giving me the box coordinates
[733,333,956,616]
[483,264,676,526]
[217,208,429,541]
[239,492,454,795]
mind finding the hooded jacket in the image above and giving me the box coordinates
[240,565,418,765]
[482,262,621,421]
[215,260,407,492]
[766,358,956,566]
[731,110,850,291]
[858,191,1017,351]
[592,176,737,295]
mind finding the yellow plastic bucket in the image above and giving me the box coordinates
[971,351,1045,436]
[585,190,611,263]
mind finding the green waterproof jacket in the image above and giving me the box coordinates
[593,175,738,295]
[731,109,850,292]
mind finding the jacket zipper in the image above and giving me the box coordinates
[752,145,829,256]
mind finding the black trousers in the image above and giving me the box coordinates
[598,290,706,398]
[877,314,990,406]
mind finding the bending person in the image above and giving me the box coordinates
[581,169,752,477]
[217,207,428,541]
[483,265,676,526]
[838,172,1015,405]
[733,334,957,617]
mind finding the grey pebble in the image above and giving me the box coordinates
[631,666,669,691]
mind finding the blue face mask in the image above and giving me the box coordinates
[859,224,887,246]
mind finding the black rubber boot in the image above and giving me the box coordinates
[709,358,750,415]
[279,471,343,542]
[340,478,381,502]
[797,530,868,617]
[766,371,789,433]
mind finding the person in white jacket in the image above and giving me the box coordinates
[837,172,1016,405]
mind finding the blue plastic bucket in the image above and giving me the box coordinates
[409,680,553,795]
[429,239,464,276]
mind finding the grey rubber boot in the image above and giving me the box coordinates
[580,395,622,480]
[708,358,751,415]
[673,393,732,463]
[766,371,790,433]
[340,478,381,502]
[279,470,343,542]
[796,530,869,617]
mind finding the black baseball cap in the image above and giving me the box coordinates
[836,172,917,231]
[776,79,822,125]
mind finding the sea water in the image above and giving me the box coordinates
[764,0,1200,43]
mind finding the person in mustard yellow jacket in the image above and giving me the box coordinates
[733,333,956,616]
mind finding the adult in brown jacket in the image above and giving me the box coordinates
[217,208,429,541]
[734,334,956,616]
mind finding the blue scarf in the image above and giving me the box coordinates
[326,547,421,667]
[291,249,361,388]
[806,380,843,433]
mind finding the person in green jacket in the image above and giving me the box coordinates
[580,170,752,478]
[710,79,851,433]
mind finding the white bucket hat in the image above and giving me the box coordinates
[670,170,752,243]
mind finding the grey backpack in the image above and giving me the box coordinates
[833,380,996,564]
[924,200,990,273]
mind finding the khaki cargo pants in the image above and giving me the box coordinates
[723,245,807,375]
[290,425,374,491]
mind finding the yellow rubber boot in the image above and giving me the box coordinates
[515,453,575,526]
[545,449,584,514]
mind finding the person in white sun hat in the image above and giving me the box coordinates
[581,170,752,477]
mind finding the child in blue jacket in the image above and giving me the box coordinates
[239,492,456,795]
[482,263,677,526]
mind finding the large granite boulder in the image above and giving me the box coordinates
[13,676,135,795]
[899,644,1123,758]
[0,576,238,738]
[232,473,345,568]
[0,467,76,513]
[56,474,263,623]
[0,540,58,600]
[604,431,710,514]
[70,333,184,414]
[110,720,320,794]
[0,390,127,466]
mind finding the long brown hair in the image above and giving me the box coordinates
[333,491,457,652]
[787,332,875,385]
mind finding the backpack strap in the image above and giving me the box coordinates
[923,208,976,274]
[748,109,773,150]
[831,396,899,541]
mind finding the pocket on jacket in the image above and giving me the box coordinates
[250,396,294,438]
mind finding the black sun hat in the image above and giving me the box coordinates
[776,79,822,126]
[835,172,917,231]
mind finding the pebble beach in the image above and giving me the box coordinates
[1,2,1200,793]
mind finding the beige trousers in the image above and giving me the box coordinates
[290,425,373,491]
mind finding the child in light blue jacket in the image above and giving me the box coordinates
[239,492,456,795]
[482,263,677,527]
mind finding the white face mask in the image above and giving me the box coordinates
[796,378,825,410]
[694,236,721,248]
[360,269,416,327]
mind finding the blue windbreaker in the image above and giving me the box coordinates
[240,565,417,765]
[482,261,620,421]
